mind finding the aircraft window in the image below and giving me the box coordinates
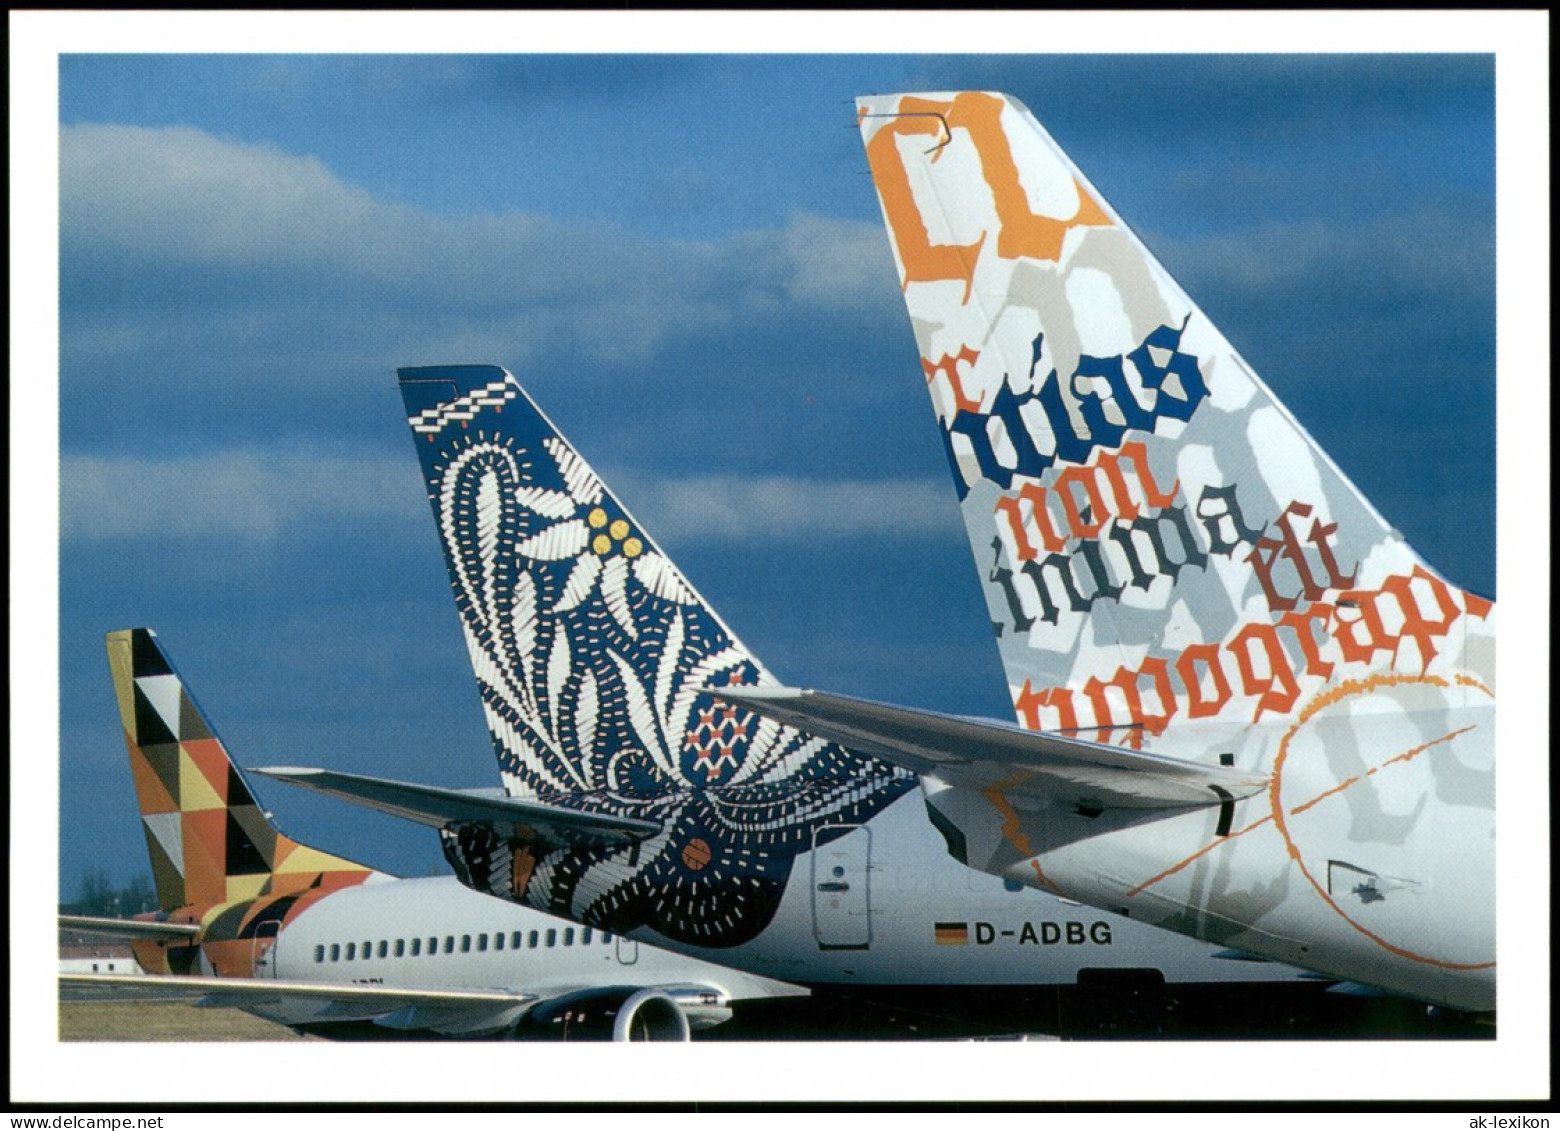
[444,936,454,954]
[394,939,405,958]
[602,932,612,945]
[314,945,324,964]
[545,929,556,948]
[582,928,593,945]
[411,938,421,957]
[330,944,340,962]
[494,932,504,951]
[346,943,356,961]
[378,940,388,959]
[512,931,522,949]
[461,934,472,953]
[528,930,538,949]
[478,933,488,952]
[363,940,371,959]
[429,936,438,954]
[563,927,575,947]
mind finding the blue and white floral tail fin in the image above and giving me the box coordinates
[857,92,1494,742]
[399,366,774,797]
[397,366,913,945]
[399,368,912,815]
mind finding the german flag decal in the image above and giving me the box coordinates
[934,922,969,946]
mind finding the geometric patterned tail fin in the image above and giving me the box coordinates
[105,628,375,912]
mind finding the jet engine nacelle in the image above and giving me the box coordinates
[514,987,693,1042]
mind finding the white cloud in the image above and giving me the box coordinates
[1150,210,1490,301]
[620,472,963,545]
[60,123,892,375]
[775,211,899,309]
[62,447,962,549]
[61,448,418,542]
[62,123,391,269]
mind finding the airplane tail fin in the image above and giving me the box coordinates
[105,628,376,912]
[395,367,912,945]
[856,92,1494,741]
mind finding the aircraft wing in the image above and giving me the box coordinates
[250,766,660,850]
[714,687,1266,810]
[60,972,538,1035]
[60,973,778,1038]
[59,914,202,941]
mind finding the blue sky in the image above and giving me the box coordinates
[51,51,1502,892]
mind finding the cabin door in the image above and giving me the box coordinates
[615,935,639,965]
[811,824,872,950]
[251,920,281,978]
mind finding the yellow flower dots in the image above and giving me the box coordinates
[585,508,642,558]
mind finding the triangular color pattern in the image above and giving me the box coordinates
[131,684,177,749]
[178,690,214,741]
[126,741,178,816]
[141,810,185,878]
[136,674,185,741]
[177,748,226,813]
[224,873,270,903]
[229,802,279,866]
[179,810,229,905]
[181,739,232,805]
[138,742,183,809]
[224,808,273,876]
[141,813,186,910]
[130,628,173,678]
[106,632,138,739]
[273,843,367,876]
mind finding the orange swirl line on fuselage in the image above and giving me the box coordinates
[1268,721,1491,971]
[1126,812,1273,898]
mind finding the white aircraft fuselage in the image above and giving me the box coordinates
[920,707,1494,1011]
[612,790,1308,992]
[247,875,792,1032]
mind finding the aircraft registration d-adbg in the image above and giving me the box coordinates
[241,90,1489,1028]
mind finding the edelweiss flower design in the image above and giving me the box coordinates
[419,389,915,947]
[512,436,700,641]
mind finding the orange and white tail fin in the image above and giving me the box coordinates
[857,92,1494,742]
[105,628,377,912]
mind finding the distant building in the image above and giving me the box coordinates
[59,938,143,976]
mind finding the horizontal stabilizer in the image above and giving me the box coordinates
[250,767,661,850]
[714,688,1266,810]
[59,914,201,941]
